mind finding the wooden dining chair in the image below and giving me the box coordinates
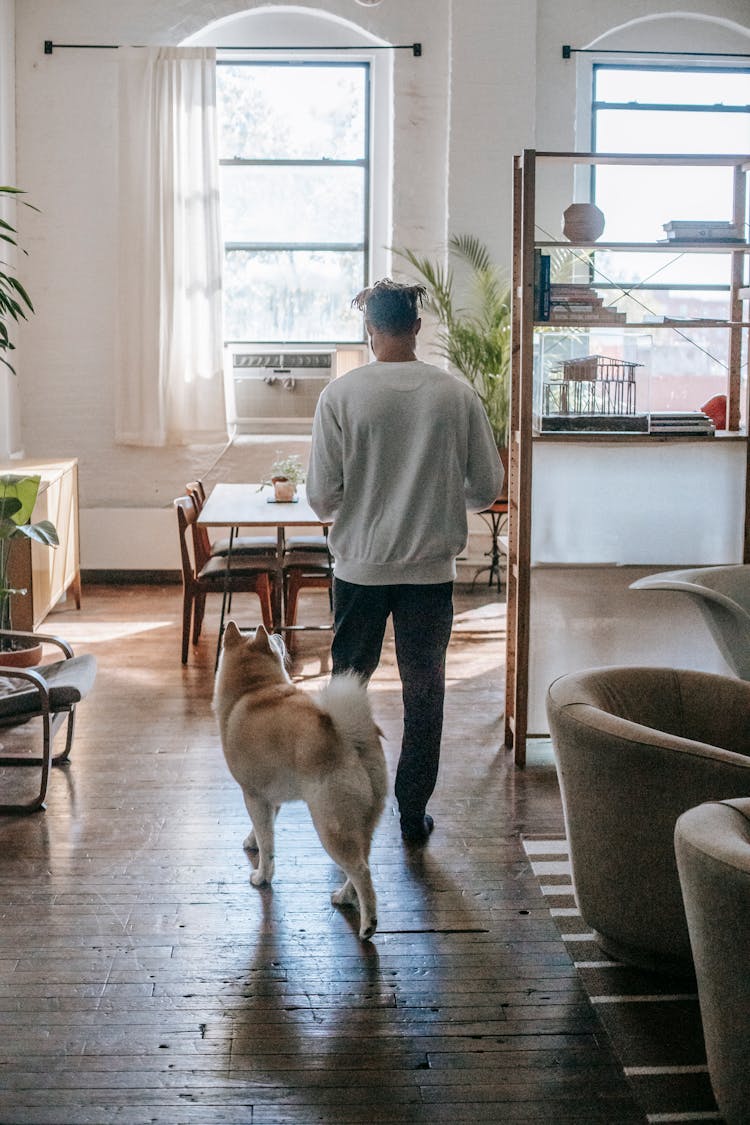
[281,534,333,652]
[174,496,275,664]
[185,481,277,558]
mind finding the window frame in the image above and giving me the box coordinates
[217,57,372,346]
[589,62,750,296]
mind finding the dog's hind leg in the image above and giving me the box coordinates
[311,813,378,940]
[243,793,277,886]
[243,804,279,854]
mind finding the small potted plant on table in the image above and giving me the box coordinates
[259,452,306,503]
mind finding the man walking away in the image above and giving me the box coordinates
[307,279,503,845]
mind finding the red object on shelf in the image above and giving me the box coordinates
[701,394,727,429]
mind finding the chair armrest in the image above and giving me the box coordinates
[0,629,74,659]
[0,665,51,710]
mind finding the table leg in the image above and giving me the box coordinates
[470,510,506,593]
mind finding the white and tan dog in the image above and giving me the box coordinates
[213,621,387,940]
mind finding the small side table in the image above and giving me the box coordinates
[471,498,509,592]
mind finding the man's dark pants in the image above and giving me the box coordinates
[331,577,454,826]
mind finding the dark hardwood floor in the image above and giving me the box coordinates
[0,583,646,1124]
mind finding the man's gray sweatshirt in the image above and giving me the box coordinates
[306,360,504,585]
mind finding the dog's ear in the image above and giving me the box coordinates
[251,624,273,652]
[223,621,243,648]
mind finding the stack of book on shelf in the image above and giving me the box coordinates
[546,284,627,325]
[661,220,744,243]
[648,411,716,436]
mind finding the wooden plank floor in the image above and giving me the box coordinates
[0,584,646,1124]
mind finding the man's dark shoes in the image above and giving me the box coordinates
[400,813,434,845]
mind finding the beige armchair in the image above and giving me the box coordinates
[675,798,750,1125]
[546,665,750,974]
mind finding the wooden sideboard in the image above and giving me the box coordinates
[2,458,81,630]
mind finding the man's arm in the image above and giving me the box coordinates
[464,395,504,512]
[306,392,344,521]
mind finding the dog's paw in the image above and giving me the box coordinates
[243,831,258,852]
[331,880,356,907]
[359,915,377,941]
[250,869,271,887]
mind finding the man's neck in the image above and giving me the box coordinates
[374,346,418,363]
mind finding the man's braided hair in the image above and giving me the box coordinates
[352,278,427,335]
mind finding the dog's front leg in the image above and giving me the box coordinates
[243,793,276,886]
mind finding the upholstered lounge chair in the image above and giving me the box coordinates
[675,798,750,1125]
[0,629,97,814]
[546,665,750,974]
[629,565,750,680]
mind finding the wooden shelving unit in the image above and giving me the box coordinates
[504,150,750,766]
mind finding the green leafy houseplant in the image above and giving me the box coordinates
[0,186,36,375]
[258,452,306,501]
[394,234,511,451]
[0,474,58,649]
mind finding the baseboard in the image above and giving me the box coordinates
[81,570,181,586]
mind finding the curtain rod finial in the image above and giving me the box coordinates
[562,44,572,59]
[44,40,54,54]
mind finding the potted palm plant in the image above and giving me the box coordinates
[0,185,36,375]
[0,474,59,665]
[394,234,511,454]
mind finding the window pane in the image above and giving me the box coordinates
[595,67,750,106]
[593,246,731,288]
[223,250,365,342]
[218,64,367,161]
[595,108,750,155]
[220,165,365,245]
[595,162,734,239]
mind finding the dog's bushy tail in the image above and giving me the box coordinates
[316,674,387,805]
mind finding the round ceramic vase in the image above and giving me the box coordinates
[562,203,605,242]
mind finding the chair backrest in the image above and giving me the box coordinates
[174,495,210,584]
[630,566,750,680]
[186,480,207,506]
[184,482,215,563]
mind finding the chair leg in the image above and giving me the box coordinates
[284,572,302,653]
[0,709,52,815]
[193,592,206,645]
[181,588,193,664]
[257,575,274,633]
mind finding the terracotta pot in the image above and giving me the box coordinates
[272,477,297,503]
[0,639,43,667]
[562,202,605,242]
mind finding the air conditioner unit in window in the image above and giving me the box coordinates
[226,346,368,434]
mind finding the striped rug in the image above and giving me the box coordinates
[522,837,723,1124]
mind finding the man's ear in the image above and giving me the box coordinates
[414,317,422,336]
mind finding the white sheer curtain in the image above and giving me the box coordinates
[116,47,227,446]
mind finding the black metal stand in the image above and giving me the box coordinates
[470,503,509,593]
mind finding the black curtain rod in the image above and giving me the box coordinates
[44,39,421,56]
[563,44,750,60]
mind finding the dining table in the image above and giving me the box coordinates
[198,482,332,659]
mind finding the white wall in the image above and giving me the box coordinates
[9,0,750,567]
[0,0,21,459]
